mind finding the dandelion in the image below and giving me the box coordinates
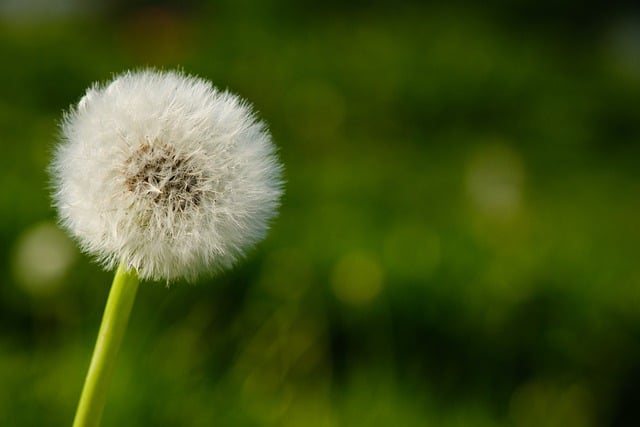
[50,69,283,426]
[52,69,283,282]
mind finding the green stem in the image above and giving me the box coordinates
[73,263,140,427]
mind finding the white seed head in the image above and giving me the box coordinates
[50,69,284,282]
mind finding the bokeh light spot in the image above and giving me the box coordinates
[465,144,525,220]
[12,221,76,296]
[331,252,383,306]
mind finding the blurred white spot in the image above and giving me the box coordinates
[12,221,76,296]
[608,14,640,75]
[331,252,383,306]
[465,144,525,220]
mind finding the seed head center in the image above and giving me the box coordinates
[124,142,203,212]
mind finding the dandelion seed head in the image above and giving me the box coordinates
[51,69,284,281]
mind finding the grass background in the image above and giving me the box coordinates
[1,1,640,426]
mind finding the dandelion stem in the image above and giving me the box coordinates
[73,263,140,427]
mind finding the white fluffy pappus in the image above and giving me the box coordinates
[51,69,284,282]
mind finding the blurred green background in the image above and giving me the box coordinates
[2,0,640,426]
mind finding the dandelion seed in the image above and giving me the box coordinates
[51,69,284,282]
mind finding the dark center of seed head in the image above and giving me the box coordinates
[125,142,203,211]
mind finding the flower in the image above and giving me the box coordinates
[50,69,284,282]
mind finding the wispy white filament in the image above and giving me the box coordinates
[51,69,284,281]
